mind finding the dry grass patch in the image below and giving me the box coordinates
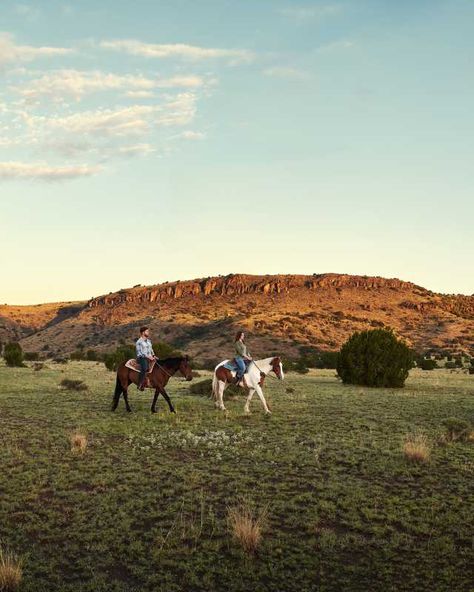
[70,431,88,455]
[0,548,22,592]
[403,433,431,463]
[227,502,267,554]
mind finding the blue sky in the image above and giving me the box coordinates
[0,0,473,303]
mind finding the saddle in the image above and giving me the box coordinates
[125,358,156,374]
[222,358,252,373]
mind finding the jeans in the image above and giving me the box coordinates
[235,356,246,378]
[138,356,149,384]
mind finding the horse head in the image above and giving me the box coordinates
[179,355,194,381]
[270,356,284,380]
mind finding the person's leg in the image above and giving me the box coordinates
[138,357,148,390]
[235,357,245,382]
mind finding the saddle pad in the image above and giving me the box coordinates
[222,359,250,373]
[125,358,156,373]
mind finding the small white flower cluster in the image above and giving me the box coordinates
[127,428,252,459]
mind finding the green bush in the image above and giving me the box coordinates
[153,341,181,358]
[284,359,309,374]
[442,417,472,442]
[86,349,98,361]
[454,358,463,368]
[420,359,437,371]
[337,329,413,388]
[445,361,456,369]
[70,350,85,361]
[24,351,39,361]
[189,378,240,397]
[103,345,136,371]
[3,342,25,367]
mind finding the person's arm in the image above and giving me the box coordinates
[149,341,156,358]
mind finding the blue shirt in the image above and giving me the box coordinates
[136,337,154,359]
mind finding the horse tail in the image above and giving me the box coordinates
[212,370,219,400]
[114,372,123,396]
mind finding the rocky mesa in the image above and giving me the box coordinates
[1,273,472,363]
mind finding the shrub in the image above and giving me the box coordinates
[70,350,85,361]
[24,351,39,361]
[442,417,472,442]
[337,329,413,388]
[60,379,88,391]
[195,358,219,371]
[403,433,431,463]
[227,502,266,554]
[53,357,68,364]
[0,547,22,591]
[103,345,135,371]
[454,358,463,368]
[445,361,456,369]
[189,378,240,397]
[85,349,98,361]
[420,359,437,370]
[153,341,181,358]
[3,342,24,367]
[70,431,88,455]
[284,359,309,374]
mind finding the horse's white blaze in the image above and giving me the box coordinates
[213,357,284,414]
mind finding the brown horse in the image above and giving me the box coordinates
[112,356,193,413]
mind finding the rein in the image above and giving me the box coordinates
[250,359,280,381]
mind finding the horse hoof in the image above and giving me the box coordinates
[151,409,157,414]
[171,410,177,414]
[265,411,272,416]
[127,408,133,413]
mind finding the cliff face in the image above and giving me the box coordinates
[88,274,424,308]
[3,273,472,361]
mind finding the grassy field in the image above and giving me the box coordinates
[0,361,473,592]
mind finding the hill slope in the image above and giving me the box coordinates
[3,273,472,362]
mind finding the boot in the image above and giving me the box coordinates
[233,374,242,385]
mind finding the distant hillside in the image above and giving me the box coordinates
[1,273,473,363]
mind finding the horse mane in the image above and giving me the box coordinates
[156,356,185,369]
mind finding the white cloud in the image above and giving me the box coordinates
[125,90,154,98]
[12,69,206,100]
[179,130,206,140]
[99,39,254,63]
[0,32,73,67]
[278,5,342,20]
[316,39,354,52]
[0,161,102,181]
[263,66,308,80]
[118,143,156,156]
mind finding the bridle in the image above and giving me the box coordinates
[250,358,282,381]
[155,359,190,381]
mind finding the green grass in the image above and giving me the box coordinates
[0,361,473,592]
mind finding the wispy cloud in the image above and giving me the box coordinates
[99,39,254,64]
[11,69,206,100]
[179,130,206,140]
[24,104,159,136]
[0,32,73,67]
[263,66,308,80]
[316,39,354,53]
[278,4,342,21]
[0,161,102,181]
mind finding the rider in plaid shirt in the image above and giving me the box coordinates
[136,326,155,390]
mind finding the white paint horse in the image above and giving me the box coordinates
[212,356,284,414]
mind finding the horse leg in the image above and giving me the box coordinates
[244,388,255,414]
[215,380,227,411]
[151,388,160,414]
[157,386,175,414]
[254,384,271,414]
[122,385,133,413]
